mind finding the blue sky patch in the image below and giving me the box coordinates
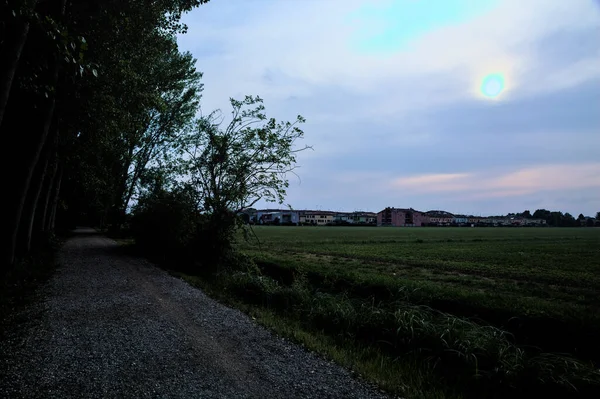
[349,0,499,53]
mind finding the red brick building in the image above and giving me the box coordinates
[377,207,429,227]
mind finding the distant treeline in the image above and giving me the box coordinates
[490,210,600,227]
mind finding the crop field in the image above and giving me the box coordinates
[238,226,600,359]
[216,226,600,397]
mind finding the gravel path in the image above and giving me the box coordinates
[0,228,388,398]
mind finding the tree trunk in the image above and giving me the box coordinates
[0,18,31,129]
[48,165,63,232]
[40,159,58,233]
[1,0,64,266]
[23,156,51,253]
[5,98,56,265]
[109,162,131,231]
[22,131,57,253]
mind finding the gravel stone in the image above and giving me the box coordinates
[0,228,389,398]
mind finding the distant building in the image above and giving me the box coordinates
[453,215,468,225]
[477,217,547,227]
[246,207,553,228]
[519,218,547,226]
[354,212,377,224]
[253,209,300,225]
[377,207,428,227]
[467,217,481,225]
[425,210,454,226]
[334,212,376,224]
[299,211,335,225]
[335,212,354,224]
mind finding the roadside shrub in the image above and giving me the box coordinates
[269,285,311,312]
[213,249,260,277]
[227,272,280,305]
[189,210,244,274]
[131,187,198,261]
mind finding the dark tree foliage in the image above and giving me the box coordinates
[131,184,198,262]
[0,0,209,269]
[532,209,583,227]
[176,95,309,270]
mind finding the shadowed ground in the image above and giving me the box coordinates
[0,228,387,399]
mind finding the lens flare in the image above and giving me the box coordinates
[480,73,505,98]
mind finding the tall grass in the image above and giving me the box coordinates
[221,268,600,398]
[156,226,600,398]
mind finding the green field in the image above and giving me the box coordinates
[231,226,600,397]
[239,226,600,319]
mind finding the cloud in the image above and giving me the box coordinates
[394,173,470,186]
[178,0,600,215]
[179,0,600,121]
[279,163,600,215]
[392,163,600,197]
[181,0,600,111]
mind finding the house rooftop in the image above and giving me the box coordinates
[379,207,426,214]
[425,210,455,217]
[299,210,336,215]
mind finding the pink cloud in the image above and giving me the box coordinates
[488,164,600,192]
[391,163,600,198]
[393,173,470,186]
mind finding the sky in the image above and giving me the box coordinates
[177,0,600,216]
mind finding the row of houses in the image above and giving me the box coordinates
[242,207,555,227]
[242,209,377,226]
[377,208,548,227]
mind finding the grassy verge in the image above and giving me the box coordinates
[173,266,600,399]
[246,250,600,362]
[176,271,456,399]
